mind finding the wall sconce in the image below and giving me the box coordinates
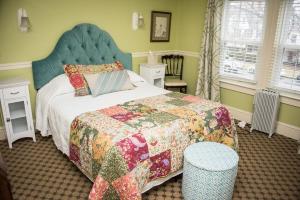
[132,12,144,30]
[17,8,30,32]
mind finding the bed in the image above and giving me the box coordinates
[32,24,238,199]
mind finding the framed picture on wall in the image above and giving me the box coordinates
[150,11,172,42]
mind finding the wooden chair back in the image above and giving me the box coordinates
[161,55,184,80]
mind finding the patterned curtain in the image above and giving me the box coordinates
[195,0,224,102]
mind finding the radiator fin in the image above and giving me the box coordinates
[251,89,280,137]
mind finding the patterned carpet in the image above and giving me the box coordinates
[0,124,299,200]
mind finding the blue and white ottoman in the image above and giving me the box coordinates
[182,142,239,200]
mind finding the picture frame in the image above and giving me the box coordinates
[150,11,172,42]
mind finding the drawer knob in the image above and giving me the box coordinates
[6,118,10,122]
[156,70,161,73]
[10,91,19,95]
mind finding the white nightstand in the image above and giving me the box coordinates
[0,77,35,148]
[140,63,166,88]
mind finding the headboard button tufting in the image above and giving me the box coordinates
[31,24,132,90]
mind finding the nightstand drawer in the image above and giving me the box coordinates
[151,67,165,77]
[3,86,26,99]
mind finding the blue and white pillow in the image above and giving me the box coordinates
[83,70,135,96]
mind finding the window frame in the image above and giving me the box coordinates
[219,0,300,102]
[271,0,300,93]
[219,0,268,83]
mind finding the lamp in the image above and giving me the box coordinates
[132,12,144,30]
[17,8,30,32]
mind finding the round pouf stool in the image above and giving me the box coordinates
[182,142,239,200]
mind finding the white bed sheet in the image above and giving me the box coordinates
[36,71,169,156]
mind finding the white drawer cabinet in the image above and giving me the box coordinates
[140,63,166,88]
[0,78,35,148]
[3,86,27,99]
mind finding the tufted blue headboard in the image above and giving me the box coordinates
[32,23,132,89]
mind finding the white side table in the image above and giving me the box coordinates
[0,77,35,148]
[140,63,166,88]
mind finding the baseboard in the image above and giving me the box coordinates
[225,105,300,140]
[276,122,300,141]
[0,126,6,140]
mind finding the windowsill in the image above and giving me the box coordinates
[220,77,256,89]
[220,78,256,95]
[219,77,300,107]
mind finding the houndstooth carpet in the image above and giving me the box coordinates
[0,124,299,200]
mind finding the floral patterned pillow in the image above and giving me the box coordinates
[64,61,124,96]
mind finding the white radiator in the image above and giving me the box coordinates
[250,89,280,138]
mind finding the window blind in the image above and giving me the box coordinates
[220,0,266,81]
[271,0,300,92]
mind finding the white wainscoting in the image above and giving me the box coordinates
[131,50,200,58]
[0,61,32,70]
[0,51,200,71]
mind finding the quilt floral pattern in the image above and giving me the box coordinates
[69,92,238,200]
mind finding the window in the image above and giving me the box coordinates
[220,0,266,81]
[272,0,300,92]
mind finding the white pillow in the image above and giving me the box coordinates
[83,70,135,97]
[126,70,146,83]
[38,74,74,96]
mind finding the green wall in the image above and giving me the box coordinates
[0,0,179,63]
[0,0,179,126]
[176,0,207,52]
[173,0,207,94]
[0,0,299,129]
[220,88,254,112]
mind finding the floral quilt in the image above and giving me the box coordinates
[69,92,238,200]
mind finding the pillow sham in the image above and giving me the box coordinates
[64,61,124,96]
[83,70,135,97]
